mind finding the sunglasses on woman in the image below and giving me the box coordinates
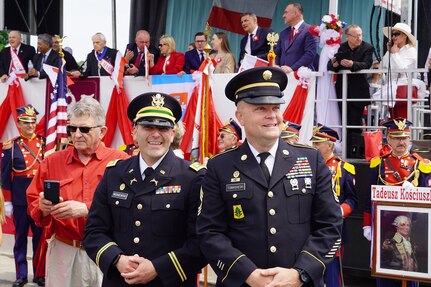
[391,32,402,37]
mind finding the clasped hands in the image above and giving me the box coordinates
[246,267,303,287]
[116,254,157,285]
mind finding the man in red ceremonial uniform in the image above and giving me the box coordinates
[26,97,129,287]
[281,120,301,144]
[363,118,431,287]
[218,118,242,152]
[310,124,358,287]
[1,105,45,286]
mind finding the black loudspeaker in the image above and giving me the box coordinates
[4,0,60,35]
[347,132,365,159]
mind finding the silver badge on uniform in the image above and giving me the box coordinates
[304,178,312,189]
[290,178,299,190]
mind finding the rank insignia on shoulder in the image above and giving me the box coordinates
[107,159,121,168]
[233,205,244,219]
[190,162,206,172]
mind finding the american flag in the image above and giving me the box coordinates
[45,57,68,154]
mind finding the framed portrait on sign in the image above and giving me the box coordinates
[372,203,431,283]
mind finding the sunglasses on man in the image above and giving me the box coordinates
[67,125,101,135]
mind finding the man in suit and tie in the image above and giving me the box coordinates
[238,12,273,66]
[0,30,36,83]
[181,32,207,74]
[275,3,318,73]
[27,33,60,80]
[124,30,159,76]
[83,32,118,77]
[197,67,342,287]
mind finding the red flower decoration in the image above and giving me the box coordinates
[253,35,259,42]
[217,58,222,63]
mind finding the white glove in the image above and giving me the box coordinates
[402,180,414,188]
[4,201,13,217]
[363,226,372,241]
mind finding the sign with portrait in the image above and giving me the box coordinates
[372,202,431,283]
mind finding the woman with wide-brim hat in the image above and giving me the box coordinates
[382,22,416,71]
[378,22,424,119]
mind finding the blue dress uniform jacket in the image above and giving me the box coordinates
[197,139,343,287]
[84,149,207,287]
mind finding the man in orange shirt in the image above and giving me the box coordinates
[27,97,128,287]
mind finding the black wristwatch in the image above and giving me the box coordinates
[294,268,311,285]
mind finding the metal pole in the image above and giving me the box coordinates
[328,0,338,15]
[0,0,4,30]
[341,73,348,159]
[111,0,117,49]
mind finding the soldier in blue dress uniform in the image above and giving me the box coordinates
[196,67,343,287]
[310,124,358,287]
[363,118,431,287]
[84,92,207,287]
[1,105,45,287]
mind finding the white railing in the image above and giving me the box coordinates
[329,68,429,159]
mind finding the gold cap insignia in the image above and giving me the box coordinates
[152,93,165,108]
[262,70,272,80]
[394,118,406,131]
[24,106,36,116]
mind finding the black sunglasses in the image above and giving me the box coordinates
[391,32,402,37]
[67,125,101,135]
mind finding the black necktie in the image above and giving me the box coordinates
[200,52,205,62]
[249,34,254,50]
[144,167,154,180]
[258,152,271,184]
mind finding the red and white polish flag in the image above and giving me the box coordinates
[238,54,269,72]
[207,0,278,35]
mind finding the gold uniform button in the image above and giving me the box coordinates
[270,228,277,235]
[115,201,119,205]
[269,209,276,216]
[135,221,141,227]
[166,204,171,209]
[137,204,143,210]
[270,246,277,253]
[302,188,306,193]
[268,191,274,198]
[133,237,140,244]
[233,194,238,199]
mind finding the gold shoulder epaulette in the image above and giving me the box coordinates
[119,144,127,151]
[106,159,121,168]
[343,162,356,175]
[370,157,381,168]
[2,140,13,149]
[211,146,239,159]
[288,142,316,150]
[189,161,206,172]
[416,155,431,174]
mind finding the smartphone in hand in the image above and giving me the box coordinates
[44,180,60,204]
